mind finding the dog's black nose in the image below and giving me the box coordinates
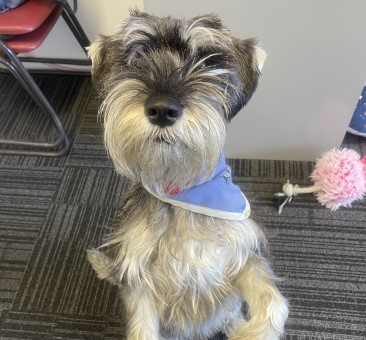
[145,96,183,127]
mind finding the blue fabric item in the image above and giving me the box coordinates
[143,154,250,220]
[348,84,366,137]
[0,0,26,13]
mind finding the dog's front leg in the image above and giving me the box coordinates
[229,255,289,340]
[122,286,160,340]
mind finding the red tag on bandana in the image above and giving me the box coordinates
[164,183,181,196]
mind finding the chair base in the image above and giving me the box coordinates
[0,41,71,156]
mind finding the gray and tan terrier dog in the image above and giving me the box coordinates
[87,10,288,340]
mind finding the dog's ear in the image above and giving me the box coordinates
[87,34,117,97]
[228,38,267,121]
[88,32,126,98]
[88,10,151,97]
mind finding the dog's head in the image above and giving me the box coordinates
[89,10,266,190]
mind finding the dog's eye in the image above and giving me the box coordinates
[198,54,222,69]
[126,43,153,68]
[203,57,218,67]
[199,60,207,69]
[130,43,152,56]
[196,48,225,68]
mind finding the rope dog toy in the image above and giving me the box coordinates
[275,148,366,213]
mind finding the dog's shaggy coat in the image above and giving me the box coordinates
[87,10,288,340]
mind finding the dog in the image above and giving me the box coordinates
[87,10,289,340]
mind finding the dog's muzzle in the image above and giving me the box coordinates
[145,95,183,127]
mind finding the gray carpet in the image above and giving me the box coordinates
[0,74,365,339]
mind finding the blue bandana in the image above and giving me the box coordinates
[142,154,250,220]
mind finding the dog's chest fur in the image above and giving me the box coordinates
[110,184,260,326]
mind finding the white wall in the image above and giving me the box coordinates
[145,0,366,161]
[75,0,144,39]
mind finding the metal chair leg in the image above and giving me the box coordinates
[60,1,91,55]
[0,40,70,156]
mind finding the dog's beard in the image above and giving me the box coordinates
[100,79,227,191]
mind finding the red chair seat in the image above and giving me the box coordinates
[0,0,64,35]
[4,5,64,54]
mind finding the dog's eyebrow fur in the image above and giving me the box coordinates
[123,11,235,61]
[123,13,189,57]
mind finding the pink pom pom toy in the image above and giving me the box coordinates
[275,148,366,213]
